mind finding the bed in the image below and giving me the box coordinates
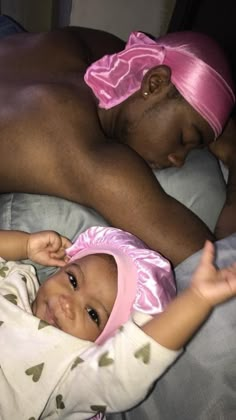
[107,233,236,420]
[0,7,236,419]
[0,148,235,420]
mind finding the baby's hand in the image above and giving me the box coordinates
[27,231,72,267]
[190,240,236,308]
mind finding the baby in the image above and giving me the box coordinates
[0,226,236,420]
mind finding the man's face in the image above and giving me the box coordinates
[121,95,214,170]
[32,254,117,342]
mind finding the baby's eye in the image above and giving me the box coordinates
[67,272,77,289]
[86,307,100,326]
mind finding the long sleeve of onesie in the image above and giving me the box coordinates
[0,259,181,420]
[45,317,182,419]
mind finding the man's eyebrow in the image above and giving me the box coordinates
[193,123,204,145]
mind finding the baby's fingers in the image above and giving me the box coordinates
[45,248,70,267]
[200,240,215,265]
[50,258,69,267]
[51,248,68,259]
[223,269,236,295]
[61,236,72,249]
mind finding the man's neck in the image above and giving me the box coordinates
[98,106,121,140]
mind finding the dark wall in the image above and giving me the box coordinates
[168,0,236,83]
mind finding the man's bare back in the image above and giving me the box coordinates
[1,25,231,267]
[0,28,123,193]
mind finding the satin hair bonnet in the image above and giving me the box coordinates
[66,226,175,344]
[85,31,235,138]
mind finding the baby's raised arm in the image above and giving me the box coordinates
[142,240,236,350]
[0,230,71,266]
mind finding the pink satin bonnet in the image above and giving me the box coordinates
[66,226,175,344]
[85,31,235,138]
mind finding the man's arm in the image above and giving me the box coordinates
[76,142,214,267]
[209,117,236,238]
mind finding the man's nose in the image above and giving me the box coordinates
[167,152,187,168]
[59,295,76,320]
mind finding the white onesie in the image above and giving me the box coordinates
[0,259,181,419]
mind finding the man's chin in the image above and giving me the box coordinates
[152,163,172,170]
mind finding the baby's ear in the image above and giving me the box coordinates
[141,65,171,96]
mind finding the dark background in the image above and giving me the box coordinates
[168,0,236,85]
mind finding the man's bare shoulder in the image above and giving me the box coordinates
[0,29,89,74]
[60,26,125,61]
[0,25,125,70]
[0,80,102,148]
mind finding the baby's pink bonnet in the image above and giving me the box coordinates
[66,226,175,344]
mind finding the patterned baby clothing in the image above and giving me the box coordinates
[0,259,181,419]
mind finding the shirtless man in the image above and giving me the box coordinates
[0,20,235,267]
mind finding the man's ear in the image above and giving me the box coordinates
[141,65,171,97]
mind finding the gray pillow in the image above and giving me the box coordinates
[107,233,236,420]
[154,148,226,232]
[0,193,108,282]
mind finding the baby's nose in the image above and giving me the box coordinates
[59,295,76,320]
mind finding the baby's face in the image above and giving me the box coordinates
[32,254,117,341]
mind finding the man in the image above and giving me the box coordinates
[0,16,235,267]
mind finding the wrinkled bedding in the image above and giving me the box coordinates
[0,147,234,419]
[108,233,236,420]
[0,148,227,283]
[0,195,235,420]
